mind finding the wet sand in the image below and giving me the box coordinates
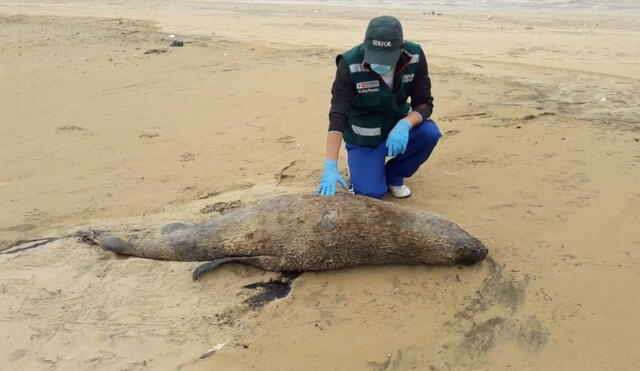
[1,2,639,370]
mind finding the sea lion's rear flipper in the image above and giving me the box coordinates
[98,235,134,255]
[192,256,275,280]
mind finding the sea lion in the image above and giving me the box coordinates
[96,193,488,279]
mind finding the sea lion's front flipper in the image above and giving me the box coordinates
[192,256,277,280]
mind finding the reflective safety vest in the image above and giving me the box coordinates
[339,41,422,147]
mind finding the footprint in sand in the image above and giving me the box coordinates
[139,132,159,139]
[276,135,296,145]
[441,129,460,140]
[23,208,48,221]
[179,152,196,162]
[560,172,590,191]
[56,124,96,136]
[199,200,243,215]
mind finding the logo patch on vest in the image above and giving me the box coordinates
[357,80,380,90]
[357,80,380,93]
[402,73,414,83]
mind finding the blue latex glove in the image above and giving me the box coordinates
[386,119,411,157]
[317,159,348,196]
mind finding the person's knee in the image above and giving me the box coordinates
[407,120,440,153]
[417,120,442,144]
[353,182,387,199]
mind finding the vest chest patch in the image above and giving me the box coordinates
[402,73,415,83]
[356,80,380,93]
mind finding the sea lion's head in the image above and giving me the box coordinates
[456,238,488,265]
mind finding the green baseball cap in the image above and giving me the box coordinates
[363,15,404,66]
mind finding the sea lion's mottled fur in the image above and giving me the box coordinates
[97,193,487,278]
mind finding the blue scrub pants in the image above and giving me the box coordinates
[345,120,441,199]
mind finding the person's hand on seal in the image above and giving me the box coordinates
[386,119,411,156]
[317,159,348,196]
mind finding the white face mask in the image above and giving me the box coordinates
[370,64,393,75]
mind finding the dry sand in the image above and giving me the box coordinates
[1,1,639,370]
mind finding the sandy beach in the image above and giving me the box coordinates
[1,1,639,369]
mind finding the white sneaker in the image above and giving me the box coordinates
[389,184,411,198]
